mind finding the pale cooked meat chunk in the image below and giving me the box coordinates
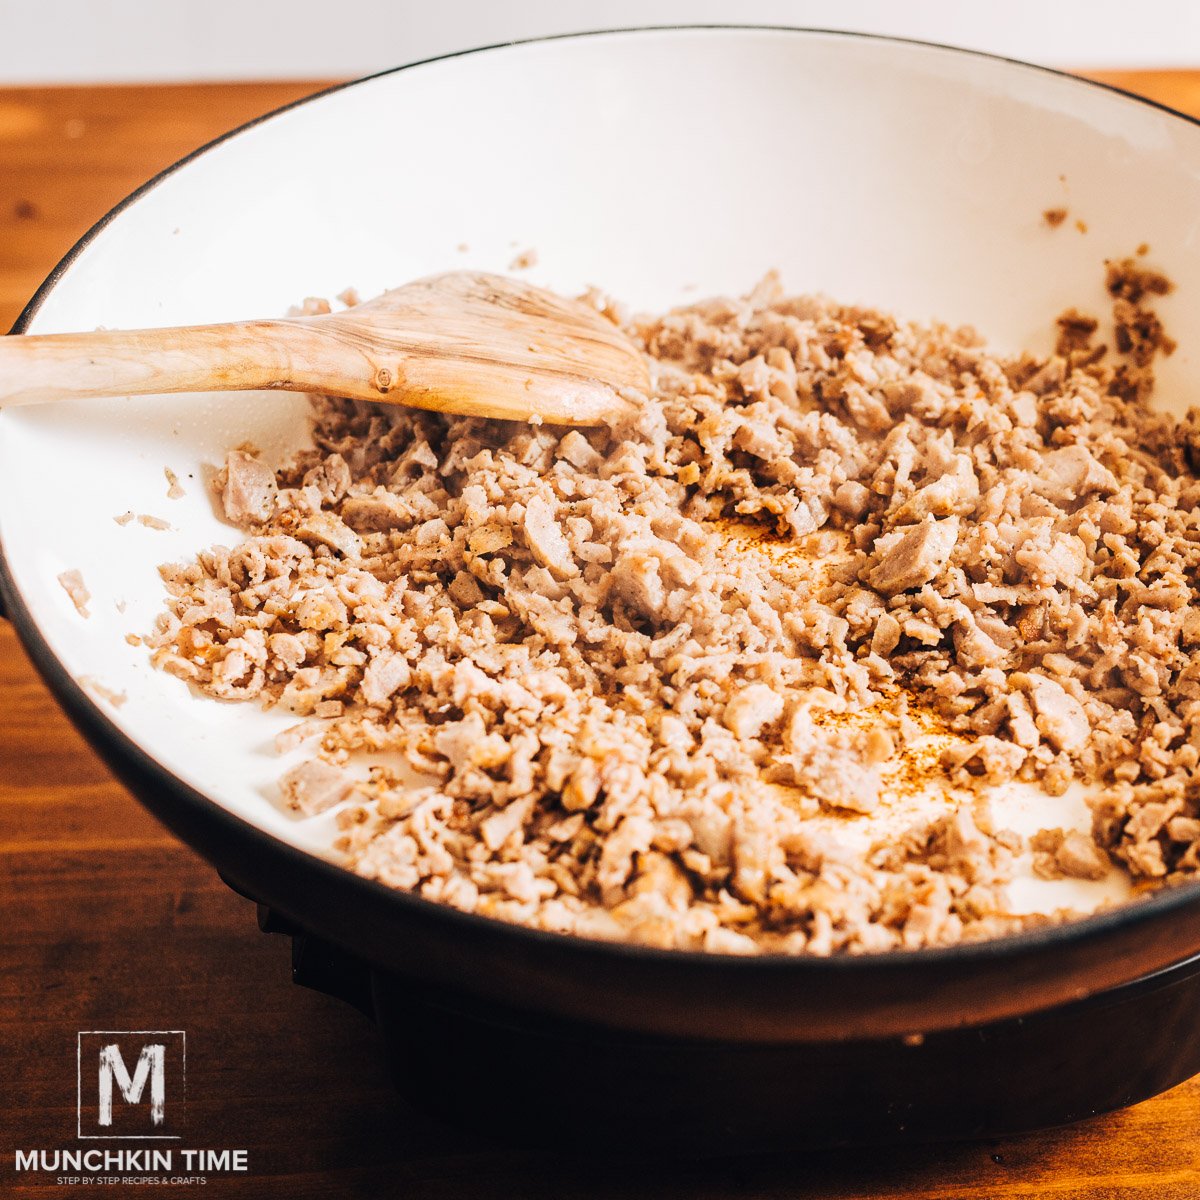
[57,569,91,618]
[768,708,887,814]
[522,494,578,579]
[220,450,277,524]
[279,758,354,816]
[1032,827,1111,881]
[1056,831,1111,880]
[295,511,362,559]
[723,684,784,740]
[1031,445,1118,505]
[361,650,411,706]
[1020,674,1089,754]
[866,516,959,595]
[341,491,411,532]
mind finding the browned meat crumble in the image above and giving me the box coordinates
[149,264,1194,956]
[508,248,539,271]
[79,675,127,709]
[58,568,90,618]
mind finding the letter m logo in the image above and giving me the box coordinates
[99,1043,165,1126]
[77,1031,185,1139]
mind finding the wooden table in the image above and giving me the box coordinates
[3,72,1200,1199]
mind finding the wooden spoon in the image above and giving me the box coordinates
[0,271,649,426]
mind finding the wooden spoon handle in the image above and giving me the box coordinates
[0,320,333,408]
[0,277,646,426]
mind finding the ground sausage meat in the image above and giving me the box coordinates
[148,265,1195,955]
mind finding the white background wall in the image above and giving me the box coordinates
[1,0,1199,84]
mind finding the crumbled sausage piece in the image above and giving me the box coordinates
[79,675,126,708]
[1055,831,1110,880]
[1032,827,1110,881]
[57,569,90,618]
[889,458,978,522]
[867,517,959,595]
[523,494,578,579]
[610,552,665,619]
[295,512,362,559]
[1020,674,1089,754]
[280,758,355,816]
[1031,445,1117,505]
[1055,309,1099,356]
[1105,257,1172,303]
[557,431,601,471]
[220,450,277,524]
[772,708,885,814]
[341,491,411,532]
[361,651,411,706]
[723,684,783,740]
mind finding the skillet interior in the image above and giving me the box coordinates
[5,27,1200,1040]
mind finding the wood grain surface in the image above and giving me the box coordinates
[3,74,1200,1200]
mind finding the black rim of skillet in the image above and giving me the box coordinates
[5,25,1200,1040]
